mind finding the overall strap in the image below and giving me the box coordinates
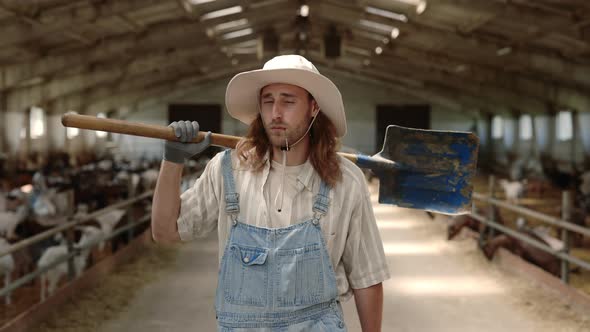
[312,180,330,224]
[221,149,240,218]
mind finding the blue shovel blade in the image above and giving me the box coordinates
[358,125,479,215]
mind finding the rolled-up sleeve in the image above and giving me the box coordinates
[177,153,222,241]
[342,184,390,289]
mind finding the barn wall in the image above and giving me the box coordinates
[4,111,26,157]
[105,71,437,158]
[580,113,590,156]
[8,74,588,168]
[430,107,473,132]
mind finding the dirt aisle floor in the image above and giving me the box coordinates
[34,185,590,332]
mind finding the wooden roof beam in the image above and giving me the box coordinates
[316,1,590,88]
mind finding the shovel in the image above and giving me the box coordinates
[62,114,478,215]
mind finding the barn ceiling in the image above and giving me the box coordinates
[1,0,590,117]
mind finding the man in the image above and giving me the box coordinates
[152,55,390,331]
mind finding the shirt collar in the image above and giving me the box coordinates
[297,158,316,192]
[263,151,316,192]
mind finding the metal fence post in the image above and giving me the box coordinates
[487,175,497,237]
[561,190,572,284]
[479,175,495,247]
[66,228,75,281]
[127,177,135,243]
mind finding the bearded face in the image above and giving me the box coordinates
[259,83,317,149]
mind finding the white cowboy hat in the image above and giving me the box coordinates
[225,54,347,137]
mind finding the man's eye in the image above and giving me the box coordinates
[285,100,295,104]
[263,101,273,104]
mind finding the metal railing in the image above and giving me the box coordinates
[472,175,590,284]
[0,190,153,300]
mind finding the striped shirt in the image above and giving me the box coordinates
[177,150,390,301]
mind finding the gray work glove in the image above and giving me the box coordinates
[164,121,212,164]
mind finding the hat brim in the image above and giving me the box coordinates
[225,68,347,137]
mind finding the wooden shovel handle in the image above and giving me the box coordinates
[61,113,358,163]
[61,113,240,149]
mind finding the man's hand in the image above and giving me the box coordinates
[164,121,212,164]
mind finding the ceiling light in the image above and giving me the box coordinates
[233,39,258,48]
[346,46,371,56]
[496,46,512,56]
[20,184,33,193]
[200,5,242,20]
[455,64,467,72]
[363,59,371,66]
[231,58,239,65]
[391,28,400,39]
[359,19,394,34]
[365,6,408,22]
[299,4,309,17]
[355,30,389,42]
[221,27,253,40]
[382,38,390,44]
[188,0,216,4]
[213,18,249,33]
[375,46,383,55]
[250,0,287,9]
[416,1,427,15]
[228,48,257,54]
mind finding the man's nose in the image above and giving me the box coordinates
[271,103,283,119]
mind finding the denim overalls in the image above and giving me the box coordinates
[215,150,347,331]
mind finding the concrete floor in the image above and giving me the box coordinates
[94,186,590,332]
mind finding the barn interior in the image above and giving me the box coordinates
[1,0,590,331]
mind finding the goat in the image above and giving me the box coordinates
[524,178,549,197]
[482,217,565,276]
[498,179,525,204]
[447,206,503,241]
[0,237,15,305]
[140,169,159,192]
[0,204,29,240]
[37,226,101,301]
[93,209,126,252]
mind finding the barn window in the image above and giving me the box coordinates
[66,111,79,139]
[519,114,532,140]
[96,113,108,138]
[556,111,573,141]
[492,115,503,139]
[30,106,45,139]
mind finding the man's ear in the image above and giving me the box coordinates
[311,100,320,117]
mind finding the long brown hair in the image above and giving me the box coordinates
[236,112,342,187]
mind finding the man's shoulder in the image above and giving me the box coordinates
[209,149,260,173]
[336,154,368,188]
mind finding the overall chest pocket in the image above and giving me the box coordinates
[222,244,269,306]
[276,243,324,307]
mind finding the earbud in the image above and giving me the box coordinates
[312,108,320,118]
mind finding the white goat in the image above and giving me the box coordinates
[499,179,525,204]
[140,169,159,191]
[0,237,15,305]
[0,204,28,239]
[93,209,126,252]
[37,226,101,301]
[32,189,57,218]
